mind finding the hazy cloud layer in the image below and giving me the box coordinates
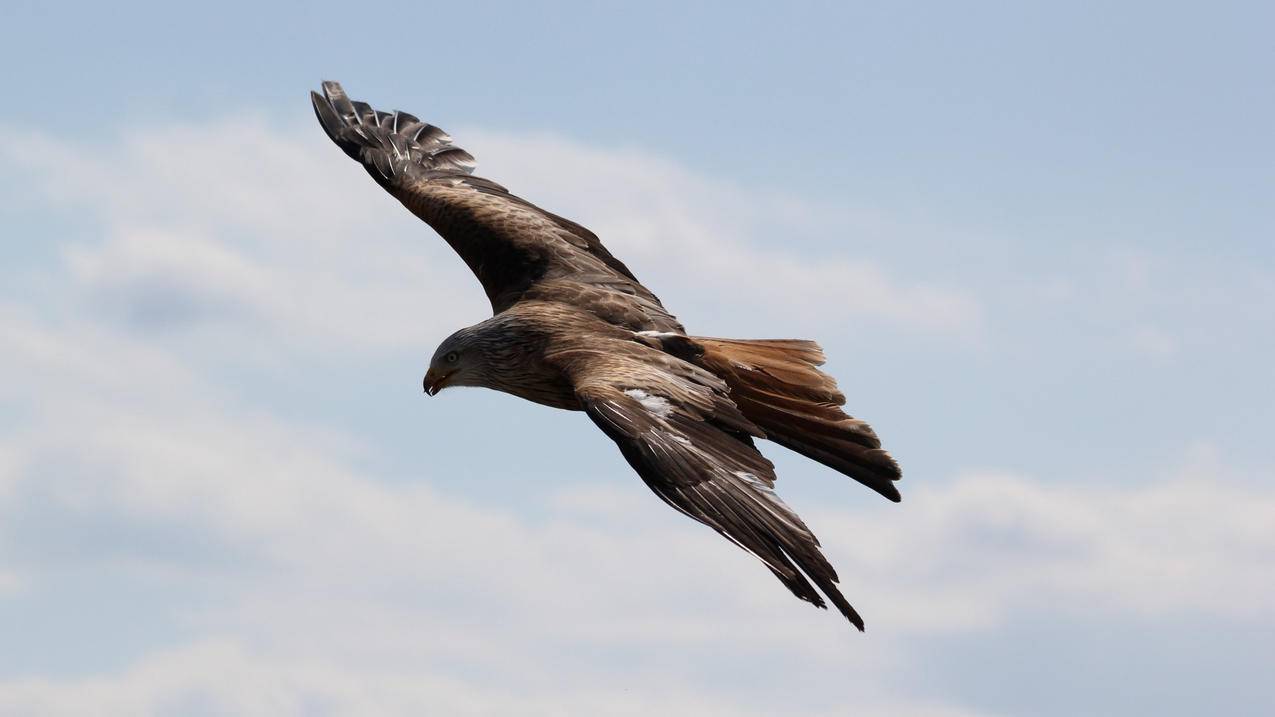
[2,303,1270,715]
[1,119,1272,716]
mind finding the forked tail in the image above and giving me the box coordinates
[692,337,903,502]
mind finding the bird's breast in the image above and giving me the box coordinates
[500,376,582,411]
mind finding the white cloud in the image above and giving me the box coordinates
[1,117,1270,716]
[9,290,1264,631]
[64,229,275,330]
[820,471,1275,631]
[2,301,1272,714]
[3,119,982,354]
[464,130,984,335]
[0,638,1001,717]
[2,121,482,352]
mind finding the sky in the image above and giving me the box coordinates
[1,1,1273,715]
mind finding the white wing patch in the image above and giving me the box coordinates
[623,388,673,418]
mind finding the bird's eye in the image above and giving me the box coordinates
[444,351,459,364]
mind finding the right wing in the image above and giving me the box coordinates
[553,340,867,630]
[311,81,681,332]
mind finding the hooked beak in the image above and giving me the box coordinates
[423,367,453,396]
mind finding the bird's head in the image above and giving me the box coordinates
[423,314,543,398]
[423,329,486,396]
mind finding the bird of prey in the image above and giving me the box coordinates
[311,81,902,630]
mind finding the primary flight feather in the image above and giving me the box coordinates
[311,81,902,630]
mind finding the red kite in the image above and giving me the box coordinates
[312,81,901,630]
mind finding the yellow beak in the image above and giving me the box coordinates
[423,368,453,396]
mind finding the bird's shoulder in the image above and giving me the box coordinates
[517,278,683,334]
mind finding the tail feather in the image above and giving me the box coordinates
[693,337,903,502]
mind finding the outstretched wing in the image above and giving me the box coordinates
[311,81,681,332]
[552,339,867,630]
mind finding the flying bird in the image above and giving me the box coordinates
[311,81,902,630]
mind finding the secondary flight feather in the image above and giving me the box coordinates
[311,80,902,630]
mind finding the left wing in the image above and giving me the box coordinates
[553,340,867,630]
[311,81,681,333]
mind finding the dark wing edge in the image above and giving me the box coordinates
[310,80,478,182]
[309,81,649,303]
[572,374,866,630]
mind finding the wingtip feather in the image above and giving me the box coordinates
[320,79,346,101]
[310,80,479,181]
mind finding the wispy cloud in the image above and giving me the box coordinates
[463,130,985,335]
[1,117,1272,716]
[3,294,1272,714]
[3,120,984,351]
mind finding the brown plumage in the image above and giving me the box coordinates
[312,81,902,630]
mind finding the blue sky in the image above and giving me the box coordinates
[1,2,1273,715]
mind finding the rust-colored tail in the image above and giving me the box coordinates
[693,337,902,502]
